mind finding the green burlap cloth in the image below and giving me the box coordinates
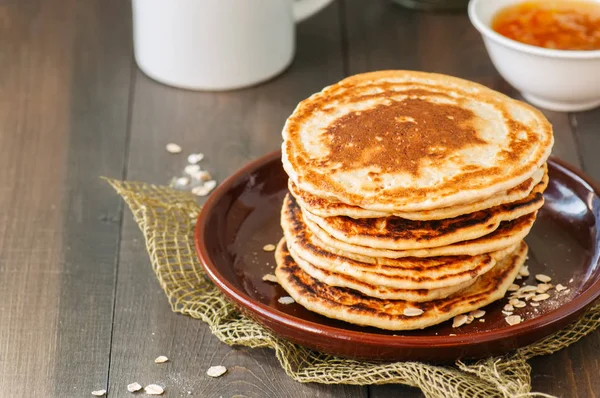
[106,178,600,398]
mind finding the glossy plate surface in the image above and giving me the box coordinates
[195,150,600,361]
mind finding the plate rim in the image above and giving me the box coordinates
[195,150,600,349]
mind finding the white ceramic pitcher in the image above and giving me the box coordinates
[132,0,334,91]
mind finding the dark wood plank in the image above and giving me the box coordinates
[571,111,600,182]
[0,0,132,396]
[108,3,365,397]
[342,1,592,397]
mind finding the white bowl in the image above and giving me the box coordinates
[468,0,600,112]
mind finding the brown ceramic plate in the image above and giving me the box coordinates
[195,150,600,362]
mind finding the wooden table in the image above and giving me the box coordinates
[2,1,599,397]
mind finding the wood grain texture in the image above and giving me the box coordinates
[107,3,365,397]
[342,1,593,397]
[0,0,132,396]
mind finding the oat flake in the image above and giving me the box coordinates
[403,307,424,317]
[535,274,552,283]
[556,284,567,292]
[187,153,204,164]
[175,176,189,187]
[262,273,278,283]
[192,170,212,182]
[514,301,527,308]
[191,184,213,197]
[127,382,142,392]
[166,143,182,153]
[536,283,552,294]
[519,285,538,293]
[505,315,522,326]
[278,296,295,305]
[452,314,468,328]
[184,164,201,175]
[154,355,169,364]
[263,244,276,252]
[144,384,164,395]
[207,365,227,378]
[469,310,486,318]
[91,390,106,396]
[507,284,519,292]
[533,293,550,302]
[203,180,217,191]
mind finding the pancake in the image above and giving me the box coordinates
[282,70,553,212]
[289,164,547,220]
[300,175,545,251]
[284,212,517,289]
[282,193,536,258]
[275,239,528,330]
[289,244,477,301]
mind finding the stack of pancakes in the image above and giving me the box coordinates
[276,71,554,330]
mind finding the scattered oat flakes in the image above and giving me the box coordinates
[452,314,468,328]
[569,278,574,283]
[564,289,571,294]
[530,302,540,307]
[519,266,530,277]
[449,333,457,336]
[262,273,278,283]
[507,284,520,292]
[187,153,204,164]
[502,311,513,316]
[154,355,169,364]
[535,274,552,283]
[536,283,552,293]
[263,244,276,252]
[403,307,424,317]
[556,284,567,292]
[515,275,523,280]
[503,304,514,312]
[144,384,164,395]
[532,293,550,302]
[479,318,485,322]
[206,365,227,378]
[469,309,486,318]
[127,382,142,392]
[166,143,182,154]
[466,315,475,324]
[184,164,201,175]
[505,315,522,326]
[92,390,106,396]
[278,296,295,305]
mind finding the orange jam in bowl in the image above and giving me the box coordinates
[492,1,600,51]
